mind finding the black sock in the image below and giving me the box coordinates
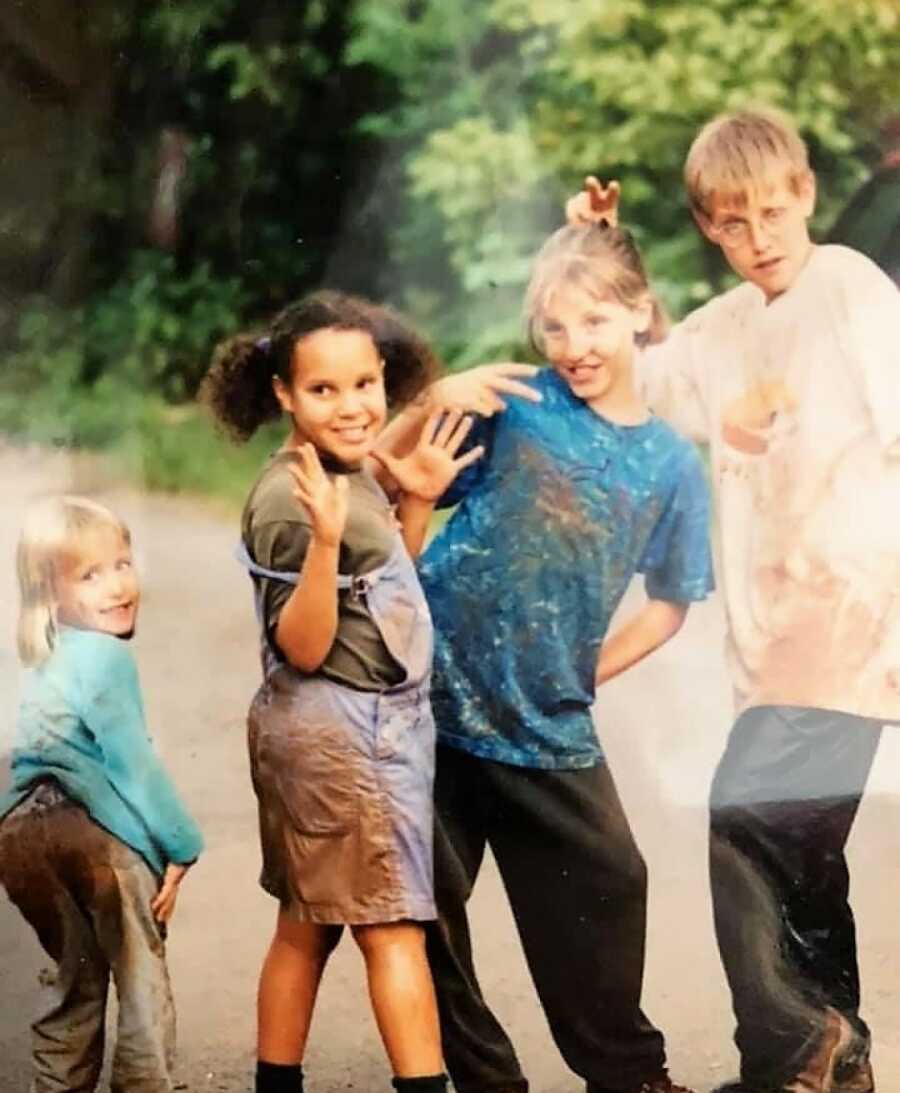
[391,1075,448,1093]
[256,1060,304,1093]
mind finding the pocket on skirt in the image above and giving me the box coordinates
[250,688,359,837]
[277,722,358,837]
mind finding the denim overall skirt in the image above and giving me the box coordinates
[238,536,437,925]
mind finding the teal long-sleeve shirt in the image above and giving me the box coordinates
[0,627,203,877]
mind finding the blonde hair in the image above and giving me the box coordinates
[16,496,131,667]
[685,108,811,216]
[524,224,668,351]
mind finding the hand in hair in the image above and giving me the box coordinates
[371,410,484,502]
[565,176,620,228]
[286,444,350,547]
[428,362,541,417]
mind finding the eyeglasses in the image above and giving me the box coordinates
[710,206,790,246]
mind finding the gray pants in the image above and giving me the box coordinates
[709,706,882,1088]
[0,782,176,1093]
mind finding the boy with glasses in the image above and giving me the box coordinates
[568,108,900,1093]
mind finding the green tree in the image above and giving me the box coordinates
[353,0,900,359]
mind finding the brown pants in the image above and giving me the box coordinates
[0,783,176,1093]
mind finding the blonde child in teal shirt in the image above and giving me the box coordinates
[0,495,203,1093]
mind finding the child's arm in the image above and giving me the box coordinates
[75,635,204,878]
[274,443,347,672]
[372,409,485,557]
[617,443,715,688]
[595,599,688,685]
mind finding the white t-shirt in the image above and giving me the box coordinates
[640,244,900,721]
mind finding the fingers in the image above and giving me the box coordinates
[474,392,506,416]
[454,444,485,470]
[286,463,316,509]
[418,407,445,445]
[586,176,620,224]
[429,410,474,453]
[566,191,595,226]
[585,175,605,210]
[295,442,325,480]
[482,363,539,379]
[441,413,474,455]
[422,410,475,456]
[151,883,176,923]
[567,178,621,227]
[431,409,465,448]
[477,362,541,403]
[287,443,334,510]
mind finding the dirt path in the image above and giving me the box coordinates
[1,444,898,1092]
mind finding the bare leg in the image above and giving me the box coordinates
[352,921,443,1077]
[257,910,342,1063]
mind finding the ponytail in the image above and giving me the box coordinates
[201,333,283,443]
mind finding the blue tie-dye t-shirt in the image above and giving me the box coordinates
[418,367,714,770]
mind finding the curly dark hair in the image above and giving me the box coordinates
[201,290,441,442]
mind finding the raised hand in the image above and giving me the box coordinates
[287,443,350,546]
[429,363,541,417]
[372,410,485,501]
[565,176,621,227]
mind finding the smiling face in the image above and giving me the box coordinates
[699,174,816,300]
[55,526,139,637]
[538,281,651,406]
[274,327,387,464]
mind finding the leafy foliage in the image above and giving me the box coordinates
[2,0,898,494]
[353,0,900,355]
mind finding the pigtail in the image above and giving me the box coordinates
[202,290,443,436]
[201,333,282,443]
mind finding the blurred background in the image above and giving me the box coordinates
[1,0,899,504]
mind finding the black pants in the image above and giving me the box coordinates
[426,745,666,1093]
[709,706,882,1089]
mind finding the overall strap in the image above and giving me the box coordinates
[233,540,388,594]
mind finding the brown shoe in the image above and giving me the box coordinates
[833,1058,874,1093]
[783,1009,854,1092]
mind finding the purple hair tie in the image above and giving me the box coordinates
[255,335,272,354]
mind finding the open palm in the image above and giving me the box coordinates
[373,410,484,501]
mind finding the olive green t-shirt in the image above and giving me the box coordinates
[241,451,404,691]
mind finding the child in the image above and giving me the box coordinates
[203,290,487,1093]
[567,109,900,1093]
[0,495,203,1093]
[407,224,714,1093]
